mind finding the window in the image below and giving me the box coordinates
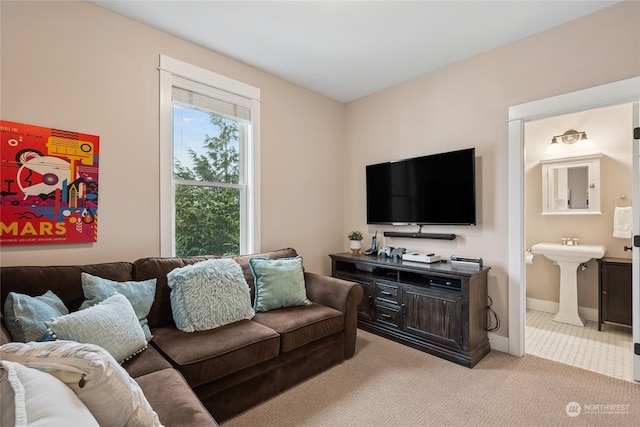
[159,56,261,256]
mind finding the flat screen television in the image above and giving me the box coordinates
[366,148,476,226]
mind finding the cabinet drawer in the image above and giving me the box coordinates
[375,303,402,329]
[375,281,400,304]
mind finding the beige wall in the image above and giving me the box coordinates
[344,1,640,337]
[0,1,345,274]
[1,1,639,340]
[525,103,633,309]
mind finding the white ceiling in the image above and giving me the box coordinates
[89,0,621,103]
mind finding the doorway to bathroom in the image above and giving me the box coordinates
[507,76,640,382]
[523,103,635,381]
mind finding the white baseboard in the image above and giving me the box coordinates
[488,332,509,353]
[526,297,598,322]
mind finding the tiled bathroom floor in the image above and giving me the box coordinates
[526,309,634,382]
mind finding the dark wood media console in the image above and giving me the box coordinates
[329,252,491,367]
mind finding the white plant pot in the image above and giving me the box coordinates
[349,240,362,254]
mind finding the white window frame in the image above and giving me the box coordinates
[159,55,261,256]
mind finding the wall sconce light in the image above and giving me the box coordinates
[550,129,589,146]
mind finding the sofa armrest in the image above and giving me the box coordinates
[304,272,363,359]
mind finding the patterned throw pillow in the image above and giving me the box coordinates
[79,273,156,340]
[3,291,68,342]
[45,293,147,363]
[167,258,254,332]
[0,340,161,427]
[249,256,311,312]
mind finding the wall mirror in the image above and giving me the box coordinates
[540,153,602,215]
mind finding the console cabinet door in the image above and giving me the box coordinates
[401,285,463,350]
[354,279,375,321]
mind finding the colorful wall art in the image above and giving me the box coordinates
[1,120,99,245]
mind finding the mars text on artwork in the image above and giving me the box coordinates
[0,120,99,245]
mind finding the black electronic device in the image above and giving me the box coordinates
[363,231,378,255]
[428,277,461,291]
[366,148,476,226]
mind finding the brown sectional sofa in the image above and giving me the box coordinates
[0,248,363,425]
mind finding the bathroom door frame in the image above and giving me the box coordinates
[632,102,639,381]
[507,76,640,359]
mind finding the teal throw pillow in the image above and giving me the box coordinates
[249,256,311,312]
[45,293,147,363]
[3,290,69,342]
[79,273,156,340]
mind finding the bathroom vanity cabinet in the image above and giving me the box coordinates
[329,252,490,367]
[598,257,632,330]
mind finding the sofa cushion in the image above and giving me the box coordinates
[0,317,11,345]
[151,320,280,388]
[1,360,99,427]
[0,262,135,313]
[0,340,161,427]
[122,345,172,379]
[3,290,68,342]
[79,273,156,340]
[249,256,311,312]
[135,368,218,427]
[167,259,254,332]
[253,303,344,352]
[45,294,147,363]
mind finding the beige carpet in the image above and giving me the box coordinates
[223,330,639,427]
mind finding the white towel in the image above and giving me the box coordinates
[613,206,633,238]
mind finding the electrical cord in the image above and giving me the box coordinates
[486,295,500,332]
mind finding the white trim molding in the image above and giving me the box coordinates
[158,55,261,256]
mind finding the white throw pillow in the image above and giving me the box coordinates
[167,258,254,332]
[0,360,99,427]
[0,340,162,427]
[45,293,147,363]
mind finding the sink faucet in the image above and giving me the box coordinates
[562,238,579,246]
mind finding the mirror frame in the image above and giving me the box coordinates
[540,153,603,215]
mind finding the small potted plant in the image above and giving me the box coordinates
[348,230,364,255]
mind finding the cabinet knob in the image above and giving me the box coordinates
[602,290,607,294]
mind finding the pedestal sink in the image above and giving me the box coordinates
[530,243,606,326]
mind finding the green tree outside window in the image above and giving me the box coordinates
[173,114,241,256]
